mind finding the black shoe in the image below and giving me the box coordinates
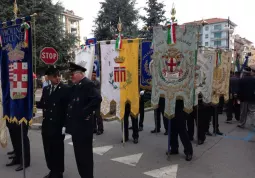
[9,156,15,159]
[198,140,204,145]
[43,172,51,178]
[189,137,194,141]
[206,132,213,136]
[164,131,168,135]
[166,150,179,155]
[185,154,193,161]
[128,126,133,130]
[7,150,15,155]
[6,159,20,167]
[15,164,30,171]
[121,138,129,143]
[138,127,143,132]
[237,125,244,128]
[93,130,97,134]
[151,129,160,133]
[214,130,223,135]
[133,139,138,144]
[96,131,103,135]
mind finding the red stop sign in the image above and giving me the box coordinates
[40,47,59,65]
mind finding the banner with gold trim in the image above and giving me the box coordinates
[0,18,33,125]
[151,25,197,118]
[100,39,140,120]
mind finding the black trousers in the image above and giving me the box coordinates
[93,105,104,132]
[170,100,193,155]
[7,123,18,155]
[72,135,93,178]
[206,106,220,132]
[124,103,139,140]
[186,112,194,140]
[226,98,240,121]
[42,132,65,173]
[15,123,30,165]
[139,95,145,128]
[218,96,224,113]
[154,97,168,131]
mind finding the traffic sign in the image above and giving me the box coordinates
[40,47,59,65]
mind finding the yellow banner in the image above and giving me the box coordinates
[119,39,140,119]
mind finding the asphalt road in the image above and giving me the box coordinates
[1,110,255,178]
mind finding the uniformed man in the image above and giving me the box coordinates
[37,66,70,178]
[167,100,193,161]
[91,71,104,135]
[226,72,240,123]
[66,62,102,178]
[151,97,168,135]
[238,66,255,128]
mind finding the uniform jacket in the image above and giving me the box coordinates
[239,76,255,102]
[66,77,102,138]
[36,82,70,136]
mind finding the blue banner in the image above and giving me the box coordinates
[94,58,100,80]
[0,18,33,125]
[141,41,153,90]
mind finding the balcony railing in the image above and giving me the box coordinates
[211,37,227,41]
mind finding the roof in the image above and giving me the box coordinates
[183,18,237,27]
[62,10,83,21]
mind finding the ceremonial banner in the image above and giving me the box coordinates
[0,18,33,125]
[93,58,100,81]
[100,39,139,119]
[141,41,153,90]
[151,25,197,118]
[212,51,231,104]
[75,44,95,80]
[194,49,216,105]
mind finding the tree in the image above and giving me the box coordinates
[93,0,139,41]
[0,0,78,73]
[139,0,166,39]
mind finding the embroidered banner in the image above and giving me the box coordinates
[0,18,33,125]
[141,41,153,90]
[151,25,197,118]
[100,39,139,119]
[195,49,216,105]
[75,44,95,80]
[212,51,231,104]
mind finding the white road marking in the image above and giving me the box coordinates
[143,165,178,178]
[111,153,143,167]
[93,145,113,155]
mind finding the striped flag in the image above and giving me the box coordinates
[167,22,177,45]
[115,33,122,50]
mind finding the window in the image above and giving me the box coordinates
[205,26,209,31]
[205,34,209,39]
[214,40,222,46]
[214,32,222,38]
[205,42,209,46]
[214,24,222,30]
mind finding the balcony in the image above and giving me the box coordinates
[211,29,224,33]
[211,37,227,41]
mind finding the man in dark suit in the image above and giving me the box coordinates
[91,71,104,135]
[226,72,241,123]
[66,62,102,178]
[151,97,168,135]
[36,66,69,178]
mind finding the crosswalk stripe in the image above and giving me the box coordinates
[93,145,113,155]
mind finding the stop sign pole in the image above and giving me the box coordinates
[40,47,59,65]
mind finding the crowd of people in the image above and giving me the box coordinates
[4,62,255,178]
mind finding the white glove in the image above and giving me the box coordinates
[140,90,145,95]
[62,127,66,135]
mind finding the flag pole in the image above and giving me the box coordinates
[13,0,26,177]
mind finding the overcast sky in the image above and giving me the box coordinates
[54,0,255,43]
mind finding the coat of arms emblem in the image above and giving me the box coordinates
[4,42,27,99]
